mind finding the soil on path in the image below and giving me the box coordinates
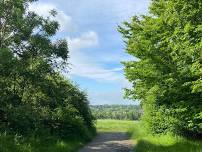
[79,132,134,152]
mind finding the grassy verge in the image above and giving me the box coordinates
[128,122,202,152]
[96,119,137,132]
[0,133,90,152]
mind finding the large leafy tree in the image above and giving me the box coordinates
[0,0,95,138]
[0,0,68,105]
[119,0,202,137]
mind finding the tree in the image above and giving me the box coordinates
[119,0,202,137]
[0,0,95,139]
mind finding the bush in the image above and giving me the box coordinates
[0,0,95,144]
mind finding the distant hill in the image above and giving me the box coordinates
[90,105,142,120]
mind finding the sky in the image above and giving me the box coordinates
[30,0,151,105]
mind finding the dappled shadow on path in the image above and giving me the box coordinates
[79,132,133,152]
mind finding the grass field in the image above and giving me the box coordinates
[96,119,137,132]
[96,119,202,152]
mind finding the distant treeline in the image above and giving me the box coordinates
[91,105,142,120]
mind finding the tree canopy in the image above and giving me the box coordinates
[119,0,202,137]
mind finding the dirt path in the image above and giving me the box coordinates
[79,132,134,152]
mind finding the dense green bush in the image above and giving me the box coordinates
[0,0,95,141]
[119,0,202,137]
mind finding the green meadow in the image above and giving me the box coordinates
[96,120,202,152]
[96,119,137,132]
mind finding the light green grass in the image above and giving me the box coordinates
[0,133,85,152]
[96,119,137,132]
[128,122,202,152]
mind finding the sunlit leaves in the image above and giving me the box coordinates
[119,0,202,136]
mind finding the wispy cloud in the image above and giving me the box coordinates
[29,2,75,32]
[67,31,125,82]
[67,31,98,51]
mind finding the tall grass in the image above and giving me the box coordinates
[128,122,202,152]
[0,133,86,152]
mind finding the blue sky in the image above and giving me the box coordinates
[30,0,150,105]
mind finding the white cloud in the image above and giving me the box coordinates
[66,31,127,83]
[67,31,98,51]
[70,65,123,82]
[29,2,75,32]
[55,0,150,25]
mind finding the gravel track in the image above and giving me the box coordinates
[79,132,133,152]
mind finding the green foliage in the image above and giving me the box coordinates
[0,133,85,152]
[0,0,95,149]
[91,105,142,120]
[119,0,202,137]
